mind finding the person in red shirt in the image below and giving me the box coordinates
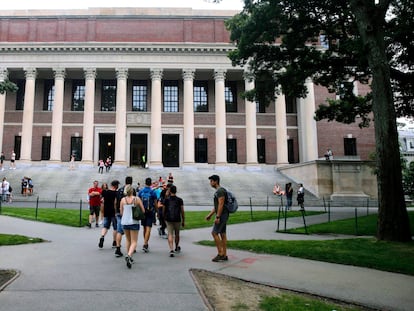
[88,180,102,228]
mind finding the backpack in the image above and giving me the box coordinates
[164,196,182,222]
[224,188,238,213]
[139,187,156,212]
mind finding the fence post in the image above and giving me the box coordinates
[366,198,369,216]
[249,197,253,221]
[267,195,269,211]
[277,206,281,231]
[35,196,39,220]
[328,200,331,222]
[355,208,358,235]
[301,208,308,234]
[79,199,83,227]
[323,196,326,212]
[0,199,2,214]
[54,193,58,209]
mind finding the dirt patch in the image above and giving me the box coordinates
[0,270,18,291]
[191,269,374,311]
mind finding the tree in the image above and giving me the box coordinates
[226,0,412,241]
[0,80,18,95]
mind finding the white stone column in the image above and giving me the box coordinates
[297,78,318,162]
[150,69,163,167]
[182,69,195,165]
[82,68,96,164]
[244,76,258,165]
[214,69,227,164]
[275,90,289,165]
[0,68,7,153]
[20,68,37,161]
[114,68,128,166]
[50,68,65,162]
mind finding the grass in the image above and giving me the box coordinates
[0,207,321,229]
[0,233,44,246]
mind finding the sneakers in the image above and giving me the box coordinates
[169,250,175,257]
[142,244,149,253]
[212,254,228,262]
[115,248,123,257]
[175,246,181,253]
[158,228,162,236]
[95,223,99,228]
[112,241,116,248]
[98,236,104,248]
[87,223,91,228]
[125,256,132,269]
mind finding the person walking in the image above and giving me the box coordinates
[98,181,118,249]
[120,184,145,269]
[0,151,5,171]
[1,177,10,202]
[138,177,158,253]
[87,180,102,228]
[285,182,293,211]
[10,150,16,169]
[205,175,229,262]
[163,185,184,257]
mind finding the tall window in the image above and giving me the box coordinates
[195,138,208,163]
[227,138,237,163]
[194,81,208,112]
[344,137,357,156]
[43,80,54,111]
[256,101,266,113]
[41,136,51,160]
[101,80,117,111]
[163,80,179,112]
[132,80,148,111]
[15,80,25,110]
[225,81,237,112]
[71,137,83,161]
[14,136,21,160]
[285,95,297,113]
[257,139,266,163]
[72,80,85,111]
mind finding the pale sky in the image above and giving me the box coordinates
[0,0,244,11]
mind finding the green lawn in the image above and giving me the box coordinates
[0,233,44,246]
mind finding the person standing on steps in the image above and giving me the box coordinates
[10,150,16,169]
[98,180,119,249]
[0,151,5,171]
[205,175,229,262]
[120,184,145,269]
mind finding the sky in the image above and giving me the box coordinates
[0,0,244,11]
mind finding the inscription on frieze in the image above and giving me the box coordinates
[127,113,151,126]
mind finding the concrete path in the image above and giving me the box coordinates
[0,212,413,311]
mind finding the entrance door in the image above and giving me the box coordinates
[99,133,115,162]
[130,134,148,167]
[162,134,179,167]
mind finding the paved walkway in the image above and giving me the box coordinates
[0,211,413,311]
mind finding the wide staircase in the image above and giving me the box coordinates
[1,163,312,207]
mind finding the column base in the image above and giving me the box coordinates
[148,161,164,170]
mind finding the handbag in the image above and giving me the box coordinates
[132,198,145,220]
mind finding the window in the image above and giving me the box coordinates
[344,137,357,156]
[41,136,51,160]
[132,80,148,111]
[101,80,117,111]
[195,138,208,163]
[72,80,85,111]
[71,137,83,161]
[163,80,179,112]
[256,101,266,113]
[225,81,237,112]
[227,138,237,163]
[194,81,208,112]
[14,136,21,160]
[43,80,54,111]
[15,80,25,110]
[285,95,297,113]
[257,139,266,163]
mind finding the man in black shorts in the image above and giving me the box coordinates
[205,175,229,262]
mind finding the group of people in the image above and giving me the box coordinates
[21,176,34,196]
[97,156,112,174]
[88,172,187,269]
[273,182,305,211]
[0,150,17,171]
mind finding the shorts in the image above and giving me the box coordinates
[166,221,181,235]
[116,214,124,234]
[103,216,117,230]
[123,223,140,231]
[141,211,155,227]
[89,205,100,216]
[212,214,228,234]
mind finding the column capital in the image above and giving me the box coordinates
[213,69,226,82]
[150,68,163,81]
[24,68,37,79]
[182,69,195,81]
[116,68,129,80]
[83,68,97,80]
[53,68,66,80]
[0,68,8,81]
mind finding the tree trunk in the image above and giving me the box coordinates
[350,1,411,241]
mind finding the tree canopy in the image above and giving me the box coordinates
[226,0,412,241]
